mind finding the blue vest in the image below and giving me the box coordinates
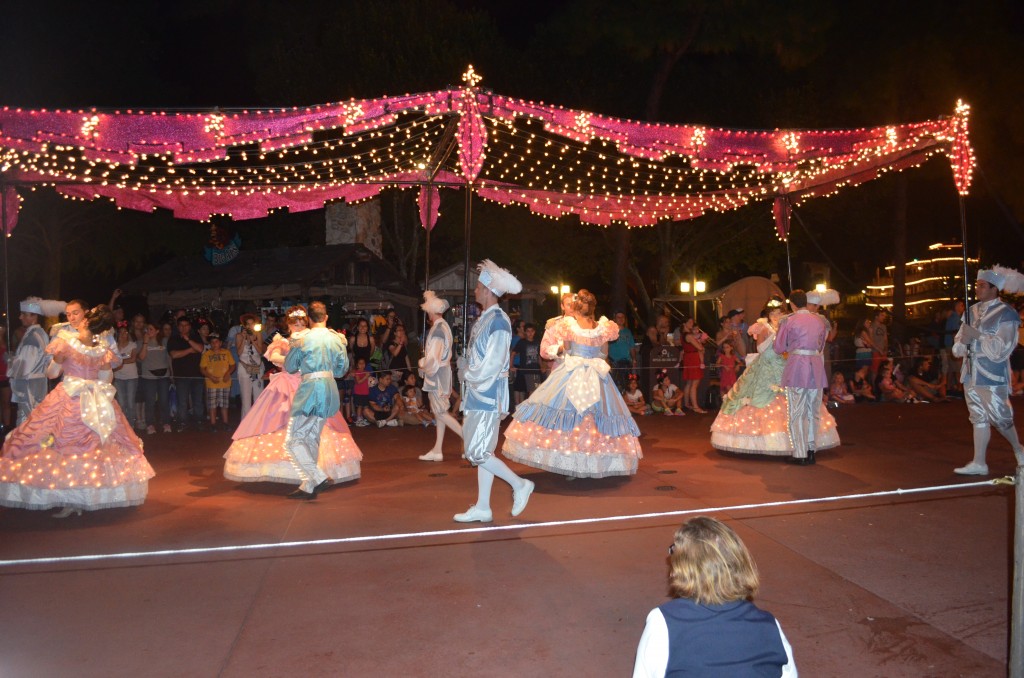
[659,598,788,677]
[963,299,1019,387]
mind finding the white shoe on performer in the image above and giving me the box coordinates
[511,479,535,517]
[418,451,443,462]
[453,506,493,523]
[954,462,989,476]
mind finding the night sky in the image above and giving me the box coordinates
[1,0,1022,314]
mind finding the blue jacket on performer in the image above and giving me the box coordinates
[285,327,348,418]
[460,304,511,414]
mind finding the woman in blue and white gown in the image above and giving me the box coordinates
[502,290,642,477]
[710,303,839,455]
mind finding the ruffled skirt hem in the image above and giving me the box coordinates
[502,441,639,478]
[223,428,363,484]
[512,401,641,438]
[223,460,361,485]
[0,481,149,511]
[710,428,841,456]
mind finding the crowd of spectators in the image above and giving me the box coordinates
[8,292,1022,437]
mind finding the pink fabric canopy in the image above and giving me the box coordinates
[0,83,975,237]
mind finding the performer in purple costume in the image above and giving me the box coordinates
[772,290,828,465]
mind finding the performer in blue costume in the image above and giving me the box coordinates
[9,297,62,426]
[282,301,349,499]
[417,290,462,462]
[952,266,1024,475]
[503,289,642,478]
[453,260,534,523]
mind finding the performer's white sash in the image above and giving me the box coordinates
[563,355,610,413]
[63,376,117,444]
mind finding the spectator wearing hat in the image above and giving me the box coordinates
[200,332,235,432]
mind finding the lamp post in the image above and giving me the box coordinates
[680,279,706,320]
[550,284,570,296]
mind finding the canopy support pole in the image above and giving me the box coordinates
[461,182,473,353]
[1013,463,1023,678]
[1,181,8,350]
[784,233,793,294]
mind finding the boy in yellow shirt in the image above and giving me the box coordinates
[200,333,236,431]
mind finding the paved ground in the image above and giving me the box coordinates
[0,400,1017,677]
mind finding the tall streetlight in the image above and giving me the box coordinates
[680,279,706,320]
[550,284,571,296]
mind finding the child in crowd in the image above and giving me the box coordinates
[623,375,649,416]
[829,371,855,404]
[400,384,434,427]
[906,355,947,403]
[875,361,919,403]
[717,342,739,395]
[351,358,372,427]
[199,333,235,431]
[652,370,684,416]
[365,370,400,427]
[633,517,797,677]
[339,367,355,424]
[850,364,876,402]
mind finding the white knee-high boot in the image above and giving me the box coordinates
[972,425,991,466]
[996,424,1024,464]
[439,412,463,439]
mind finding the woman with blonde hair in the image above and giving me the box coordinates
[633,517,797,677]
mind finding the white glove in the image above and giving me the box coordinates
[958,323,982,341]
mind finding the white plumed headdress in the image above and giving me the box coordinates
[807,288,841,306]
[477,259,522,297]
[20,297,66,316]
[420,290,449,315]
[978,265,1024,294]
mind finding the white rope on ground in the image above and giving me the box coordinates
[0,478,1009,569]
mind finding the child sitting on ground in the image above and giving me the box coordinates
[623,375,649,416]
[399,383,434,427]
[850,364,876,402]
[652,370,684,416]
[829,371,855,404]
[875,361,920,403]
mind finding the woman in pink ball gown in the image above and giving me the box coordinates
[223,305,362,486]
[0,305,154,517]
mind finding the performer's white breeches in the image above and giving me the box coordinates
[966,385,1015,430]
[284,413,329,491]
[786,387,821,457]
[464,410,500,465]
[427,391,451,415]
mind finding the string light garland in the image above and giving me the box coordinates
[0,70,975,234]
